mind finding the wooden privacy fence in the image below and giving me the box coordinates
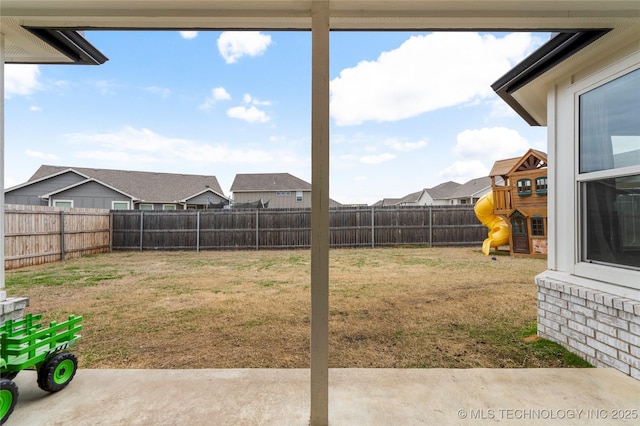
[4,205,111,270]
[111,205,486,251]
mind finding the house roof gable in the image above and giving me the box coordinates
[508,149,548,175]
[5,168,89,193]
[41,178,136,200]
[182,188,227,203]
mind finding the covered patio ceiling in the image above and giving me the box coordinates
[2,0,638,64]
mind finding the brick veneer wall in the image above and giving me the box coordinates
[0,297,29,326]
[536,277,640,380]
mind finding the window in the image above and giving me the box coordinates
[535,176,548,195]
[139,204,154,210]
[53,200,73,208]
[511,217,526,234]
[517,179,532,196]
[296,191,303,202]
[112,201,130,210]
[531,217,545,236]
[276,191,291,196]
[578,67,640,270]
[163,204,177,210]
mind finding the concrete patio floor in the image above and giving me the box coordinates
[6,368,640,425]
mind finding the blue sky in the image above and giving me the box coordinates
[4,31,548,205]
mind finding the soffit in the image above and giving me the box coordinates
[2,0,639,96]
[508,20,640,125]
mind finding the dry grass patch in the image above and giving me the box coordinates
[6,247,590,369]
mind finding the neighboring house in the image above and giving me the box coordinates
[488,149,548,257]
[374,179,493,207]
[230,173,341,208]
[426,181,463,205]
[371,197,402,207]
[4,165,228,210]
[446,177,497,205]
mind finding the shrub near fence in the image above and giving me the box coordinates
[4,205,111,270]
[111,205,485,251]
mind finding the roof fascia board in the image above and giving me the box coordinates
[4,168,90,192]
[182,188,229,202]
[507,149,548,175]
[41,178,137,200]
[491,29,610,126]
[25,27,108,65]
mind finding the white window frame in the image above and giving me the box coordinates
[162,204,177,210]
[296,191,303,202]
[139,203,154,210]
[571,55,640,291]
[112,201,130,210]
[53,200,73,208]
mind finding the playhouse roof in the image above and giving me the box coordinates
[489,149,547,178]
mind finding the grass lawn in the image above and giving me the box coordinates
[5,247,591,369]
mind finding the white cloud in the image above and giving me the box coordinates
[179,31,198,40]
[96,80,119,95]
[144,86,172,98]
[5,64,41,98]
[243,93,272,106]
[360,153,395,164]
[226,106,270,123]
[438,126,532,183]
[25,150,59,160]
[439,160,490,183]
[217,31,272,64]
[200,87,232,110]
[65,126,289,166]
[387,139,428,152]
[453,127,530,160]
[330,32,543,126]
[30,106,42,112]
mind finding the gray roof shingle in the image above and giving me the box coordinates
[447,176,493,199]
[30,165,225,203]
[426,181,461,200]
[230,173,311,192]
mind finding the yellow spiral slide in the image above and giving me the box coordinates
[474,192,510,255]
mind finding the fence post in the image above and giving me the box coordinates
[109,212,113,252]
[60,210,65,261]
[196,211,201,252]
[371,207,375,249]
[429,205,433,247]
[139,210,144,252]
[256,209,259,250]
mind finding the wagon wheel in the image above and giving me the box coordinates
[0,372,18,381]
[37,352,78,393]
[0,378,19,424]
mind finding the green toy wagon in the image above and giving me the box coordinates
[1,314,82,424]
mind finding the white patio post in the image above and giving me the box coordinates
[0,32,5,302]
[310,1,330,425]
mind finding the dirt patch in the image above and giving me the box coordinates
[6,247,584,369]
